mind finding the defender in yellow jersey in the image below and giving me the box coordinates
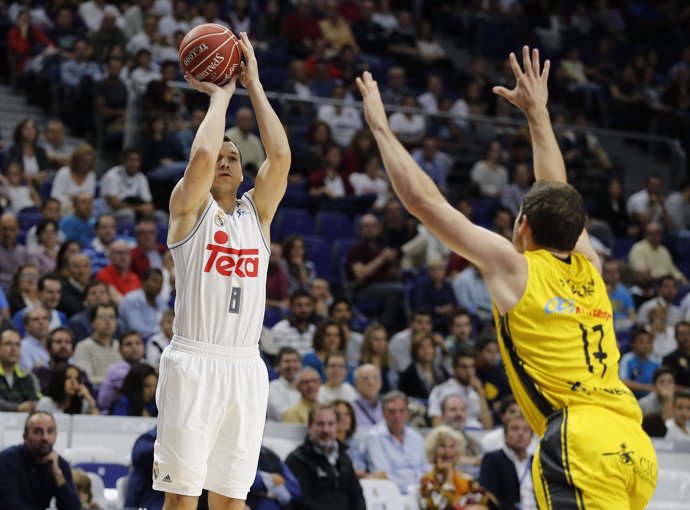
[356,45,657,509]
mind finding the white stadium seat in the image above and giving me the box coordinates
[360,479,404,510]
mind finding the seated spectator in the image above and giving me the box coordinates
[444,310,476,367]
[2,118,49,186]
[129,220,166,279]
[595,178,635,238]
[665,392,690,441]
[57,254,92,318]
[101,147,160,224]
[33,327,93,395]
[139,114,186,174]
[328,299,363,366]
[267,347,302,422]
[7,263,40,316]
[416,75,443,114]
[224,108,266,174]
[352,364,384,428]
[479,416,537,510]
[452,264,492,326]
[93,56,128,159]
[349,155,390,211]
[71,467,102,510]
[308,144,356,204]
[84,214,119,275]
[283,0,322,57]
[398,333,449,400]
[14,274,68,338]
[480,396,538,455]
[118,268,165,339]
[286,404,366,510]
[625,175,668,230]
[619,327,660,398]
[639,367,675,420]
[68,280,116,343]
[311,277,334,320]
[415,258,457,334]
[389,95,426,146]
[27,220,59,275]
[389,309,436,374]
[637,276,682,328]
[96,240,142,304]
[282,367,322,424]
[59,194,96,249]
[317,85,363,148]
[629,223,686,282]
[500,163,533,217]
[42,119,74,171]
[412,137,450,194]
[247,445,302,510]
[438,395,483,472]
[470,141,508,199]
[665,180,690,232]
[266,243,289,310]
[72,303,122,386]
[343,128,377,176]
[109,362,158,417]
[125,427,163,510]
[320,0,359,53]
[0,212,31,288]
[317,351,358,404]
[603,259,636,333]
[303,319,347,381]
[271,290,316,356]
[419,425,490,510]
[474,335,511,413]
[648,306,677,360]
[333,399,370,476]
[0,411,80,509]
[0,329,39,412]
[663,321,690,390]
[19,306,52,372]
[97,330,145,411]
[146,310,174,370]
[365,390,427,493]
[359,325,395,395]
[428,350,492,430]
[282,235,317,295]
[28,199,65,249]
[0,163,41,213]
[36,364,98,415]
[51,144,97,215]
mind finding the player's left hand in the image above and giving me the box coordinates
[238,32,259,88]
[356,71,389,133]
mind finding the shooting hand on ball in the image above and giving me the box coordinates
[185,71,239,99]
[238,32,259,88]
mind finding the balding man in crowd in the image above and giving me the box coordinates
[282,367,322,424]
[352,364,384,427]
[224,107,266,173]
[96,240,141,304]
[0,213,30,287]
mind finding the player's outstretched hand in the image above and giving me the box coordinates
[238,32,259,88]
[356,71,389,133]
[184,71,239,99]
[493,46,550,116]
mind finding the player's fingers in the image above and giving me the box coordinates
[541,59,551,83]
[508,52,522,80]
[492,85,511,99]
[532,48,540,76]
[522,45,532,76]
[356,77,368,96]
[239,32,253,52]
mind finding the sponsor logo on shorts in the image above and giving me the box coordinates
[602,443,657,488]
[153,461,159,480]
[183,43,208,67]
[162,474,172,483]
[204,230,259,277]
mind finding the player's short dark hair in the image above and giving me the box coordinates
[222,136,243,166]
[652,366,675,385]
[520,181,586,252]
[276,347,300,364]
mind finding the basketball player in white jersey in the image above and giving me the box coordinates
[152,33,290,510]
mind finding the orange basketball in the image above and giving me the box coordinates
[179,24,242,86]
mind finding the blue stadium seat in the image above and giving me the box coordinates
[315,211,354,242]
[470,197,499,227]
[274,208,314,242]
[280,188,312,210]
[331,238,359,281]
[302,235,331,279]
[38,180,53,201]
[404,282,417,314]
[17,209,42,230]
[74,462,129,489]
[612,237,635,260]
[263,306,284,328]
[116,222,135,237]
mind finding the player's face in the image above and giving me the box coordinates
[434,436,458,465]
[309,409,338,448]
[211,142,243,194]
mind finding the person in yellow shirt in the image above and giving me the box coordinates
[355,46,657,509]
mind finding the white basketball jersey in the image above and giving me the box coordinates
[169,192,269,347]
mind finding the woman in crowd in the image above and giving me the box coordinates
[28,219,60,275]
[109,363,158,417]
[55,239,82,278]
[360,323,397,392]
[7,262,40,315]
[399,333,449,400]
[302,318,348,381]
[36,364,99,415]
[317,351,358,404]
[3,118,49,187]
[419,426,490,510]
[281,234,317,294]
[51,143,97,214]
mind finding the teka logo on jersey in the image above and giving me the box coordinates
[204,231,259,277]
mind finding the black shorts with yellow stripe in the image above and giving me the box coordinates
[533,406,657,510]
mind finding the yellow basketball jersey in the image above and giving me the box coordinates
[493,249,641,437]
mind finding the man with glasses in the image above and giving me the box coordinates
[0,329,40,412]
[13,274,68,337]
[72,303,122,386]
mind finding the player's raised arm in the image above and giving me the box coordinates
[170,72,240,220]
[493,46,564,183]
[237,32,291,228]
[356,72,524,304]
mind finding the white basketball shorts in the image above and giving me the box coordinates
[152,335,269,499]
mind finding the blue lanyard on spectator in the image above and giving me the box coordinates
[519,457,533,487]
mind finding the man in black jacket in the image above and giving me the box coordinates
[285,403,366,510]
[0,411,81,510]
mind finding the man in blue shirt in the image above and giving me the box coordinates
[365,390,428,493]
[118,268,166,339]
[0,411,80,509]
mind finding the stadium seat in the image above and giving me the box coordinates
[38,180,53,201]
[302,235,331,279]
[85,471,108,509]
[612,237,635,260]
[274,208,314,242]
[360,479,404,510]
[264,306,284,328]
[650,469,690,504]
[262,437,299,461]
[75,462,129,489]
[115,475,128,509]
[315,211,354,241]
[17,210,42,230]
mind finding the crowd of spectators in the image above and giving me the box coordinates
[1,0,690,509]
